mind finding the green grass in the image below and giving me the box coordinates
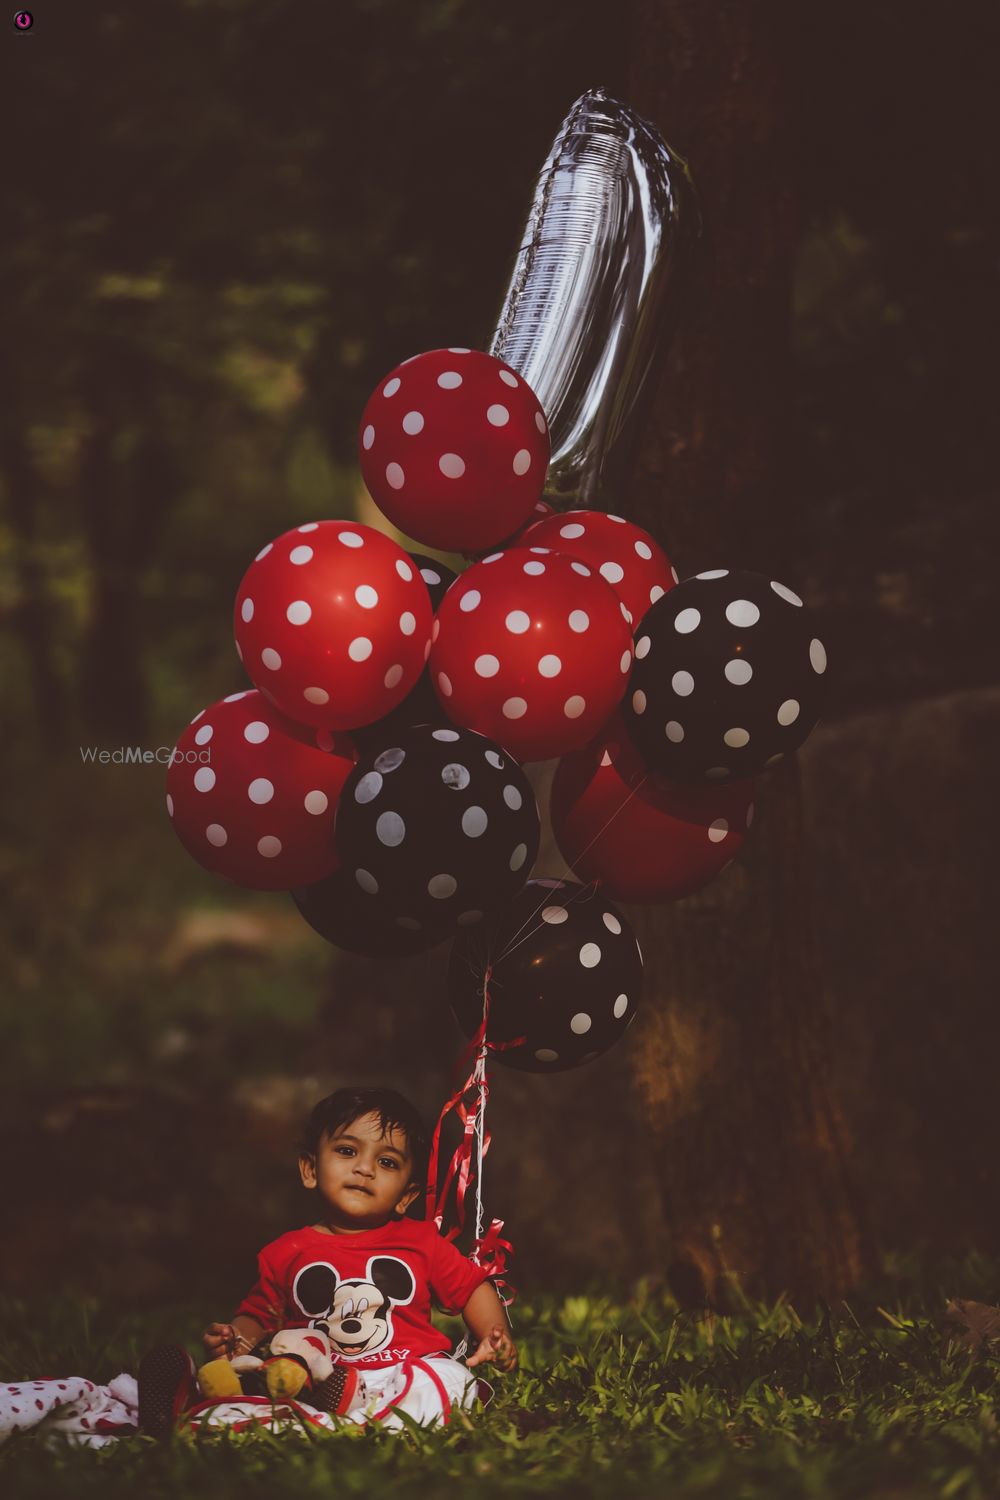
[2,1283,999,1499]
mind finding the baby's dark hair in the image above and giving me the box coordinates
[300,1087,429,1189]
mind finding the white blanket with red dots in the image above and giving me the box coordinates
[0,1373,139,1447]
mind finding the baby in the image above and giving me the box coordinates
[138,1086,516,1435]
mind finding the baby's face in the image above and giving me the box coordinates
[301,1112,418,1226]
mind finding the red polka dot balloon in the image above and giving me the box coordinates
[520,508,678,628]
[358,349,550,552]
[551,713,755,903]
[234,521,433,731]
[166,690,356,890]
[430,547,633,762]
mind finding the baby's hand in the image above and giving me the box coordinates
[466,1325,518,1372]
[202,1321,237,1359]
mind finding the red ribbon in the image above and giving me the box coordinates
[425,966,517,1306]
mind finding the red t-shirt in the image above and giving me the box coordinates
[233,1218,489,1367]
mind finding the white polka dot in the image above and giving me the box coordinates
[560,523,585,540]
[304,686,329,705]
[579,943,601,968]
[696,569,729,580]
[771,580,803,607]
[338,531,364,548]
[287,600,311,626]
[166,793,175,817]
[649,585,665,604]
[613,994,628,1019]
[438,371,463,389]
[255,542,273,561]
[766,753,785,767]
[499,370,518,387]
[726,599,760,628]
[600,561,624,585]
[529,546,550,554]
[505,610,530,634]
[619,650,631,673]
[675,607,701,634]
[462,806,488,838]
[437,672,453,698]
[665,721,685,743]
[568,610,590,633]
[244,720,270,744]
[621,604,632,625]
[672,671,694,696]
[386,462,405,490]
[631,690,647,715]
[383,377,401,397]
[602,912,622,935]
[248,778,274,805]
[485,750,504,769]
[523,561,546,576]
[535,1049,558,1063]
[402,411,424,435]
[235,641,244,662]
[316,730,335,751]
[570,1013,592,1035]
[296,522,318,533]
[384,664,404,690]
[356,868,378,894]
[376,811,405,846]
[571,562,592,577]
[205,823,227,847]
[535,411,547,432]
[635,635,651,659]
[421,568,441,586]
[441,763,470,790]
[355,772,383,803]
[705,767,730,780]
[349,637,373,661]
[512,450,531,475]
[502,785,522,811]
[810,638,827,674]
[374,747,405,773]
[241,597,254,623]
[460,590,481,612]
[502,697,527,719]
[194,767,215,793]
[487,404,510,426]
[542,905,568,924]
[261,648,282,671]
[428,873,457,899]
[431,619,440,642]
[634,540,653,560]
[289,545,313,566]
[670,568,679,584]
[777,699,800,726]
[474,654,500,678]
[448,347,471,354]
[564,696,586,719]
[608,515,626,524]
[395,558,413,581]
[458,910,483,925]
[725,659,753,685]
[304,790,328,815]
[724,727,750,748]
[482,552,503,564]
[223,691,250,703]
[433,729,460,742]
[538,654,561,678]
[362,424,375,450]
[439,453,465,479]
[509,843,528,871]
[355,585,378,609]
[257,834,281,857]
[195,724,213,746]
[708,818,729,843]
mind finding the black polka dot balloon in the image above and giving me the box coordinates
[335,723,540,940]
[352,554,458,755]
[291,870,444,958]
[449,879,643,1073]
[623,568,829,782]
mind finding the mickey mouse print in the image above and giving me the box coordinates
[292,1256,416,1359]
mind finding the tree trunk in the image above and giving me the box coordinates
[624,0,870,1302]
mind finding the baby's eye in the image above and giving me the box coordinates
[335,1145,356,1156]
[378,1157,399,1170]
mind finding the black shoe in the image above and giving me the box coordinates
[138,1345,198,1439]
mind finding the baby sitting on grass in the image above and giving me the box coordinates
[138,1086,516,1435]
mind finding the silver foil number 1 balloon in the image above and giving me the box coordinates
[490,87,698,512]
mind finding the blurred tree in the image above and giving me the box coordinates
[625,0,870,1303]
